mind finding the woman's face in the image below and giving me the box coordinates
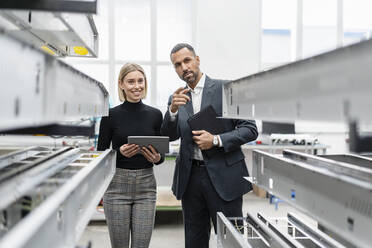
[120,70,146,102]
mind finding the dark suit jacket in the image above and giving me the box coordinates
[161,76,258,201]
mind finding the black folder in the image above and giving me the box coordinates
[187,105,225,157]
[187,105,225,134]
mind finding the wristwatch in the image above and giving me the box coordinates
[213,135,219,146]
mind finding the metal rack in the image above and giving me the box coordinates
[217,212,346,248]
[0,147,115,248]
[247,149,372,248]
[0,3,113,247]
[219,38,372,247]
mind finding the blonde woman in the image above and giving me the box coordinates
[98,63,164,248]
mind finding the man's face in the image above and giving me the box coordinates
[171,47,201,86]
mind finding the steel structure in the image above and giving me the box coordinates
[0,0,97,14]
[248,149,372,248]
[216,211,347,248]
[0,147,115,248]
[218,35,372,247]
[222,38,372,123]
[0,10,98,57]
[0,4,113,247]
[0,32,108,132]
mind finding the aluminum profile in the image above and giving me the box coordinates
[0,148,116,248]
[0,0,97,14]
[0,32,108,132]
[248,149,372,248]
[222,39,372,123]
[0,10,98,57]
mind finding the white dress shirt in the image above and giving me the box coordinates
[169,73,222,161]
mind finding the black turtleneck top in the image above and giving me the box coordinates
[97,100,164,169]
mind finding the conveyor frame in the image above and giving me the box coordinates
[217,211,344,248]
[247,149,372,248]
[0,148,116,248]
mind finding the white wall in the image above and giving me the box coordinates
[194,0,261,80]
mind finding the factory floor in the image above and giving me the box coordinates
[78,192,313,248]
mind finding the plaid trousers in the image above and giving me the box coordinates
[103,167,156,248]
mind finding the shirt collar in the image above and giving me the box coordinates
[187,73,205,91]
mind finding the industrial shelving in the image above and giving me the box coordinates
[0,2,115,247]
[218,38,372,248]
[0,147,115,248]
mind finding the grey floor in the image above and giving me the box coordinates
[78,192,312,248]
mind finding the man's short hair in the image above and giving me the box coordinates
[170,43,196,59]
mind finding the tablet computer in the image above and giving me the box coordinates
[127,136,169,154]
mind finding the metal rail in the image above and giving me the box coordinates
[0,32,108,132]
[287,212,346,248]
[222,38,372,123]
[0,148,116,248]
[0,147,78,210]
[217,212,251,248]
[0,146,49,170]
[0,10,98,57]
[321,153,372,170]
[217,211,352,248]
[247,213,304,248]
[0,0,97,13]
[248,149,372,248]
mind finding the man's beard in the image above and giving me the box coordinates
[183,71,198,85]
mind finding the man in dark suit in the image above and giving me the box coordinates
[161,43,258,248]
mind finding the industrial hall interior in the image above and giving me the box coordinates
[1,0,372,248]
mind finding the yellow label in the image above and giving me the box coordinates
[73,46,89,55]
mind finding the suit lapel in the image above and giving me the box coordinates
[200,76,215,110]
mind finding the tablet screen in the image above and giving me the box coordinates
[127,136,169,154]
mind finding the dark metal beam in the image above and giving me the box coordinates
[0,123,95,137]
[0,0,97,14]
